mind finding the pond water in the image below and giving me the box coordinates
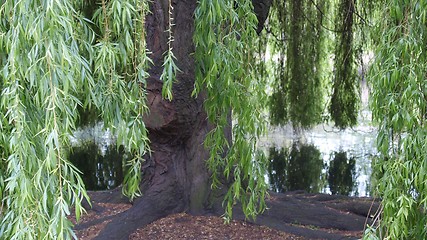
[260,79,377,197]
[70,87,377,195]
[69,124,125,190]
[260,110,377,197]
[70,121,377,195]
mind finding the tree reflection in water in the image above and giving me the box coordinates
[69,142,125,190]
[268,147,288,193]
[268,142,358,196]
[268,142,326,193]
[328,151,356,195]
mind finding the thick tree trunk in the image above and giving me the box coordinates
[94,1,226,239]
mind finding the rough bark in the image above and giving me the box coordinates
[94,1,226,239]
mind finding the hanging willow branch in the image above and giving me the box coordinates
[193,0,268,221]
[0,0,151,238]
[91,0,151,201]
[368,1,427,238]
[268,0,328,129]
[267,0,364,129]
[0,1,91,238]
[160,0,180,101]
[329,0,359,129]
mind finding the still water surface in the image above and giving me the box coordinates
[70,124,124,190]
[70,110,377,195]
[260,118,377,197]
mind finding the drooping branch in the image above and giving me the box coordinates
[329,0,359,129]
[193,0,268,220]
[368,1,427,238]
[0,1,91,238]
[268,0,327,128]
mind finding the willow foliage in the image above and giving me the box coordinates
[4,0,426,239]
[367,1,427,238]
[193,0,268,220]
[269,0,329,128]
[0,1,91,239]
[0,0,151,238]
[267,0,367,129]
[89,0,151,200]
[329,0,359,129]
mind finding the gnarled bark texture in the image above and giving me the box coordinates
[94,1,226,239]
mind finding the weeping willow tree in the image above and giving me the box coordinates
[2,0,425,239]
[267,0,366,129]
[366,1,427,239]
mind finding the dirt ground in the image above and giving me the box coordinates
[71,202,309,240]
[71,190,372,239]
